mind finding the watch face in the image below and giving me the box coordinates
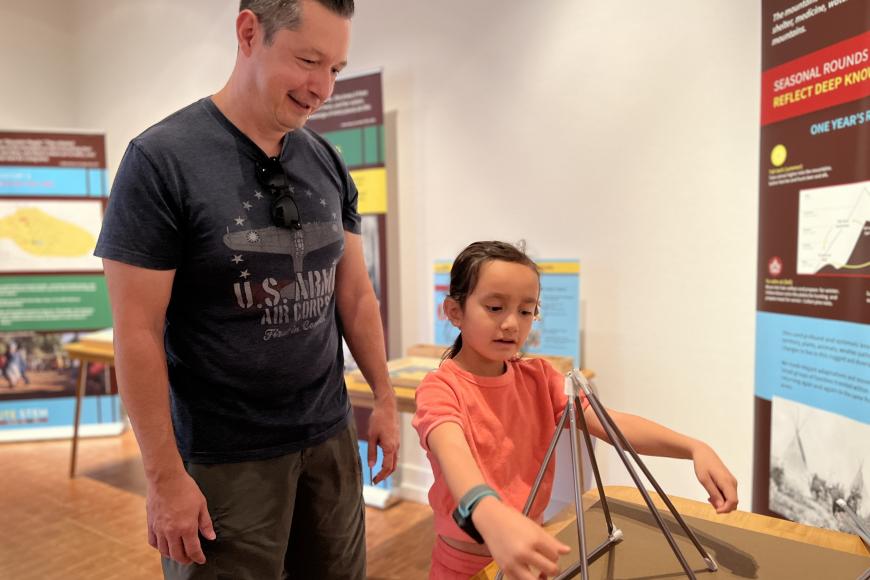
[452,485,499,544]
[452,504,484,544]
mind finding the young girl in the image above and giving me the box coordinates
[412,241,738,580]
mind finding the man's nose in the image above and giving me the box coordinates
[308,69,334,104]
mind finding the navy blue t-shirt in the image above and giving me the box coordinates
[96,98,361,463]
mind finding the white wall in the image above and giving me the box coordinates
[72,0,238,176]
[6,1,760,509]
[0,1,77,129]
[347,1,761,506]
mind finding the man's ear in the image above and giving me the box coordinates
[443,297,463,329]
[237,9,259,56]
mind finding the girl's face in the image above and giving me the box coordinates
[446,260,540,376]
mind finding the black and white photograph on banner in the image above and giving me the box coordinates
[770,395,870,533]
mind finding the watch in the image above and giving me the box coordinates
[452,484,501,544]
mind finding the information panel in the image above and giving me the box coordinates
[0,130,116,441]
[755,0,870,532]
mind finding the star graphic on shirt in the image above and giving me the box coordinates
[234,216,246,226]
[231,255,244,264]
[254,190,264,200]
[319,198,327,207]
[306,190,313,198]
[239,270,251,279]
[246,231,260,243]
[242,201,253,210]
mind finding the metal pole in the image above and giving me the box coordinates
[571,371,717,572]
[571,372,698,579]
[573,393,615,535]
[836,498,870,547]
[567,395,590,580]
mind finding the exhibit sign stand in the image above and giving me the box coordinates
[0,130,117,442]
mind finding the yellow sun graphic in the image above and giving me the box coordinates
[770,144,787,167]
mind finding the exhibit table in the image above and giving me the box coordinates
[473,485,870,579]
[64,339,116,477]
[345,343,587,414]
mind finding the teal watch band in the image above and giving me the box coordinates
[457,484,501,518]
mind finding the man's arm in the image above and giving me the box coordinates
[334,232,399,483]
[103,259,215,564]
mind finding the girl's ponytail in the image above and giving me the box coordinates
[443,333,463,361]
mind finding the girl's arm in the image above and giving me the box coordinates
[582,407,739,513]
[427,422,569,580]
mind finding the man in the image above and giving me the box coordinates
[95,1,399,578]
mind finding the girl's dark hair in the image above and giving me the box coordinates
[443,241,540,361]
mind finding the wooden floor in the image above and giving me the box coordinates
[0,430,434,579]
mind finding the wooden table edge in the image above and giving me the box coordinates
[474,485,870,579]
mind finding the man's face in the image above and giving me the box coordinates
[251,0,350,132]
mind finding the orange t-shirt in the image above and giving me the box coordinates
[412,357,588,542]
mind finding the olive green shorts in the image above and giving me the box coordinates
[162,422,365,580]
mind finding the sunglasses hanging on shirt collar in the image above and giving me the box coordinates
[255,157,303,230]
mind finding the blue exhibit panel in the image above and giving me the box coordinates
[755,311,868,424]
[0,166,108,196]
[536,266,581,367]
[0,395,120,430]
[357,439,392,490]
[87,169,108,196]
[433,267,452,347]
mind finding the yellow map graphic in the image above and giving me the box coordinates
[0,207,95,257]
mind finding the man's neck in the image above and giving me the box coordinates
[211,85,285,158]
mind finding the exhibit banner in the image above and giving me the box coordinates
[755,0,870,533]
[308,70,386,214]
[0,331,116,441]
[0,130,117,441]
[307,71,393,502]
[307,70,388,325]
[433,260,581,367]
[0,131,107,196]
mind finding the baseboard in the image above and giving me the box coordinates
[363,485,401,509]
[395,462,432,505]
[396,483,430,505]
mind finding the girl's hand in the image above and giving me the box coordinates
[472,497,570,580]
[691,442,738,513]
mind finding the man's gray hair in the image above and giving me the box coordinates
[240,0,354,45]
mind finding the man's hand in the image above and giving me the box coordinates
[368,391,399,484]
[146,471,216,564]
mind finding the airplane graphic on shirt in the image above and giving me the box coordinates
[222,221,342,277]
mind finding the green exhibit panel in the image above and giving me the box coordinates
[322,126,384,168]
[0,275,112,332]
